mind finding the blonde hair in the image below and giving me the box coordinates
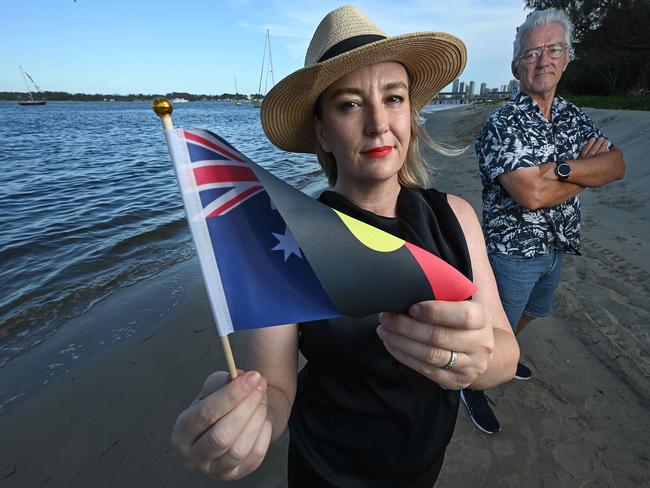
[314,102,463,188]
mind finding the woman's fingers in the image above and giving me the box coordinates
[378,301,484,343]
[381,341,470,389]
[204,400,272,479]
[192,370,238,405]
[188,376,267,463]
[171,371,264,458]
[379,327,464,369]
[377,323,481,362]
[377,301,494,388]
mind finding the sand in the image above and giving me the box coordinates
[0,104,647,488]
[426,105,650,488]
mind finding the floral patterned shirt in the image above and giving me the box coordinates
[476,91,608,257]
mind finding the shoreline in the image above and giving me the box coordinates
[1,104,648,487]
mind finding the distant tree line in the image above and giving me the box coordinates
[0,91,264,102]
[524,0,650,95]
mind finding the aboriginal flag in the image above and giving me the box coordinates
[163,128,476,336]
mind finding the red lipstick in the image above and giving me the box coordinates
[364,146,393,158]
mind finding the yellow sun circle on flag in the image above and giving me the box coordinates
[334,210,404,252]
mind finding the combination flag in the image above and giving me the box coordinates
[163,128,476,336]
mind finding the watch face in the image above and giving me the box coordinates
[557,163,571,178]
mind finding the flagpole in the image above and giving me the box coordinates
[153,97,239,380]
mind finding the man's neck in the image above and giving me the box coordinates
[527,91,555,120]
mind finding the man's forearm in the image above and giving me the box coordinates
[499,164,585,210]
[543,147,625,188]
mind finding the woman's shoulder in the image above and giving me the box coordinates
[416,189,477,222]
[445,193,472,211]
[444,193,481,238]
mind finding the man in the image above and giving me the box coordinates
[462,8,625,434]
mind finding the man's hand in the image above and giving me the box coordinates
[579,136,610,159]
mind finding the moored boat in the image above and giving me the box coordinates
[18,99,47,106]
[18,66,47,106]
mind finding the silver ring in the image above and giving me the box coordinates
[444,351,458,370]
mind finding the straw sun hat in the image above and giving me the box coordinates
[261,4,467,154]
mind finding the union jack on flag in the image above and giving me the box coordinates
[183,130,264,217]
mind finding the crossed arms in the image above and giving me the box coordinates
[499,137,625,210]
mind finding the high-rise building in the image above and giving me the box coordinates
[468,81,476,97]
[452,78,460,93]
[480,82,487,95]
[459,81,466,94]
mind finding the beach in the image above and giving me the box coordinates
[1,104,648,488]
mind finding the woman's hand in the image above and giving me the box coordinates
[377,300,495,390]
[171,370,273,480]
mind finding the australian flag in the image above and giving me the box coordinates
[165,128,339,335]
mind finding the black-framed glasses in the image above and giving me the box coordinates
[517,43,568,64]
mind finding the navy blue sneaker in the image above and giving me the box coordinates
[514,362,532,380]
[460,389,501,434]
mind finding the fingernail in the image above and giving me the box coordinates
[256,378,268,393]
[378,312,390,326]
[244,371,260,390]
[409,304,422,318]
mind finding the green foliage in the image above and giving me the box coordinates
[523,1,650,95]
[565,95,650,110]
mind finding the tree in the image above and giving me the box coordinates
[524,0,650,94]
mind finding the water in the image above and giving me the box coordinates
[0,100,326,368]
[0,100,455,369]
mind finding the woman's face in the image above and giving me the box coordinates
[314,62,411,188]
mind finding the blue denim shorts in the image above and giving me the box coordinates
[488,250,565,331]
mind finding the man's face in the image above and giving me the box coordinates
[513,22,570,100]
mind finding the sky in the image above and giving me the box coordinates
[2,0,532,96]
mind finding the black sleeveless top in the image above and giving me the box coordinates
[288,187,473,487]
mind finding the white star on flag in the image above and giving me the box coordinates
[271,226,303,261]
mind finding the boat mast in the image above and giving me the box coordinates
[257,30,275,96]
[19,66,35,99]
[256,31,268,95]
[266,30,275,89]
[234,74,242,105]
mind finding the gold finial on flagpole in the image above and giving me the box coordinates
[153,97,174,130]
[154,96,239,380]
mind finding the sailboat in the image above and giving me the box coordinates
[234,74,242,106]
[251,29,274,108]
[18,66,47,106]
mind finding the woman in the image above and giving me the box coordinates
[171,5,518,486]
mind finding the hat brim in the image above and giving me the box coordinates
[261,32,467,154]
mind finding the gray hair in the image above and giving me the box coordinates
[513,8,574,63]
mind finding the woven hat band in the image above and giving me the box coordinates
[317,34,387,63]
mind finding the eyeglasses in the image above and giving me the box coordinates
[517,43,568,64]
